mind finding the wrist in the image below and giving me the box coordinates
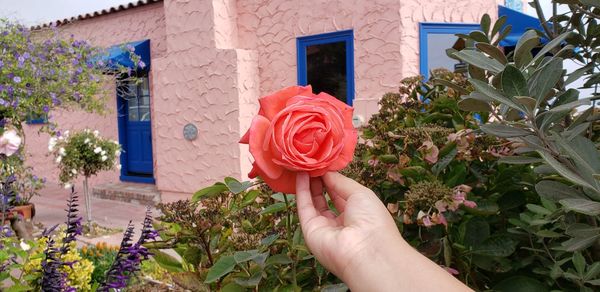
[340,232,408,291]
[341,232,471,292]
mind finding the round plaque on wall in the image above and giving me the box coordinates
[183,123,198,141]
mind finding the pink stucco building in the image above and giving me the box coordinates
[24,0,530,202]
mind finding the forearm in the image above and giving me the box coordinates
[342,233,471,292]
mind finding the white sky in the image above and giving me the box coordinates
[0,0,135,26]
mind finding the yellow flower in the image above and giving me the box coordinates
[22,231,95,291]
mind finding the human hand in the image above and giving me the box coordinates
[296,172,471,292]
[295,172,402,283]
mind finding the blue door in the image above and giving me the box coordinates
[117,77,154,183]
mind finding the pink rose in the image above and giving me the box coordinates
[240,86,358,193]
[0,129,22,156]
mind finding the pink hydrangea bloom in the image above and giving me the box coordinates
[419,140,439,164]
[0,129,22,156]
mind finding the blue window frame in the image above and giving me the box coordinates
[26,112,48,124]
[297,30,355,105]
[419,23,480,80]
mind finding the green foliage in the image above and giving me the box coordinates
[342,71,544,290]
[0,236,37,290]
[22,231,95,291]
[447,3,600,290]
[48,129,121,184]
[80,242,119,287]
[0,20,142,133]
[152,178,343,291]
[0,154,45,205]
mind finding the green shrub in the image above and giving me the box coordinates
[80,242,119,286]
[343,72,544,290]
[446,2,600,290]
[151,178,342,291]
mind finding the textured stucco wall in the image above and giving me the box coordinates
[152,0,257,196]
[236,0,498,122]
[22,0,501,199]
[22,2,166,188]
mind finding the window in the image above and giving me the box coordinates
[297,30,354,105]
[419,23,480,80]
[26,112,48,124]
[123,77,151,122]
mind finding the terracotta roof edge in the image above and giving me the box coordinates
[31,0,163,30]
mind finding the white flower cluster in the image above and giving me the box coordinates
[48,129,122,188]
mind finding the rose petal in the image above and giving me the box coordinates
[248,115,283,179]
[308,167,329,177]
[252,166,296,194]
[239,129,250,144]
[259,85,312,120]
[328,128,358,170]
[248,163,260,178]
[315,92,354,129]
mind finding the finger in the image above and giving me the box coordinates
[327,189,347,213]
[323,172,372,201]
[311,177,337,219]
[310,177,327,212]
[295,172,319,226]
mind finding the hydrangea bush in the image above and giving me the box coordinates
[151,179,343,291]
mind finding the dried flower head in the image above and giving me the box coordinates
[403,181,476,228]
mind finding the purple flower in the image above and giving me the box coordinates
[13,76,21,83]
[0,59,4,68]
[43,105,50,113]
[51,93,61,106]
[126,44,135,52]
[98,208,156,291]
[0,99,6,108]
[138,60,146,69]
[1,226,13,237]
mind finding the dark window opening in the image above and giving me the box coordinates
[297,30,354,105]
[306,41,347,103]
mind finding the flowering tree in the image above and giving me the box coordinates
[0,20,142,130]
[0,20,141,204]
[49,130,121,230]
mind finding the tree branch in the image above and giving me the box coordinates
[533,0,556,39]
[569,4,600,20]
